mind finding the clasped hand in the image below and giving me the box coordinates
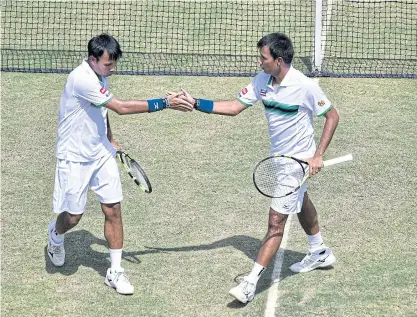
[166,89,195,112]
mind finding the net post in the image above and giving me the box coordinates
[314,0,323,75]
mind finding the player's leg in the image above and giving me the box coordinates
[289,192,336,273]
[229,187,301,304]
[102,202,123,249]
[101,202,134,295]
[55,212,83,234]
[229,208,288,304]
[296,191,320,236]
[256,208,288,267]
[91,154,133,295]
[48,159,89,267]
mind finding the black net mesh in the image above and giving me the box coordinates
[320,0,417,78]
[1,0,416,78]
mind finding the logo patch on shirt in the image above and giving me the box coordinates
[100,87,107,94]
[318,100,326,107]
[260,89,267,97]
[241,88,248,95]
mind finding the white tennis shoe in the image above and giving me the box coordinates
[105,268,134,295]
[229,277,256,304]
[47,221,65,267]
[290,247,336,273]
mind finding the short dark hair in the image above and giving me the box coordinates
[257,33,294,64]
[88,33,123,61]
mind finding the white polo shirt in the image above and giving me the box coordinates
[56,60,115,162]
[237,66,332,159]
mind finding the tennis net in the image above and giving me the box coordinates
[1,0,416,78]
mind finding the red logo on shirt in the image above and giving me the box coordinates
[100,87,107,94]
[241,88,248,95]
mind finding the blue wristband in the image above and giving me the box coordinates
[147,98,168,112]
[194,98,214,113]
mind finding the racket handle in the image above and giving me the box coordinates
[322,154,353,167]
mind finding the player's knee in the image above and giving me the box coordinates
[267,209,287,235]
[64,212,82,227]
[267,222,285,236]
[102,202,121,219]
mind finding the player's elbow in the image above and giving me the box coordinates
[229,102,245,116]
[106,98,130,115]
[230,109,241,116]
[117,107,130,115]
[112,103,130,115]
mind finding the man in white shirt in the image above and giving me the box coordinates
[47,33,193,295]
[180,32,339,303]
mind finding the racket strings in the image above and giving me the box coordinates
[129,161,151,192]
[117,150,152,193]
[254,157,305,197]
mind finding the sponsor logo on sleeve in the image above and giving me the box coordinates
[241,88,248,95]
[318,100,326,107]
[100,87,111,97]
[260,89,267,97]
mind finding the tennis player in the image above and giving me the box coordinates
[179,32,339,303]
[47,33,193,295]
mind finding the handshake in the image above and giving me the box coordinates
[161,89,214,113]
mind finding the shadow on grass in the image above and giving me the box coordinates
[143,235,306,308]
[45,230,306,308]
[44,229,161,277]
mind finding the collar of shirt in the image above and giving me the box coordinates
[266,65,295,89]
[82,59,103,83]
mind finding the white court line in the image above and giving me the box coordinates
[264,77,320,317]
[264,214,293,317]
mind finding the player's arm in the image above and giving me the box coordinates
[106,114,121,150]
[74,75,193,114]
[308,107,339,175]
[104,93,193,115]
[179,89,247,116]
[210,99,247,116]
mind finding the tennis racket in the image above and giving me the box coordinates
[253,154,353,198]
[116,150,152,194]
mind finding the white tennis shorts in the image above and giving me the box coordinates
[270,182,308,215]
[53,154,123,215]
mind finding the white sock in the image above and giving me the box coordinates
[307,232,325,252]
[109,248,123,272]
[247,262,265,284]
[51,222,64,244]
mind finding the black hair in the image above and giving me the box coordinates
[87,33,122,61]
[257,33,294,64]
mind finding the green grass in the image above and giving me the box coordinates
[1,72,416,317]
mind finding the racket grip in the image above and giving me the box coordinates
[322,154,353,167]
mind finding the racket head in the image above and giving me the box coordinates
[253,155,308,198]
[116,150,152,193]
[128,159,152,193]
